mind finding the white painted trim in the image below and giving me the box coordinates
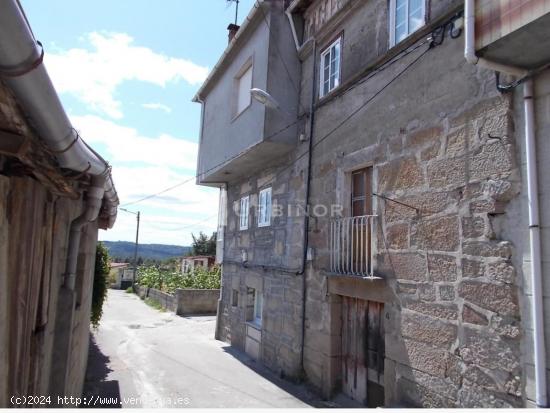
[319,36,342,98]
[389,0,427,47]
[257,187,272,227]
[239,195,249,230]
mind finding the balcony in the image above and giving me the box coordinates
[329,215,376,277]
[476,1,550,70]
[194,2,300,186]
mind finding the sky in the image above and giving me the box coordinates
[21,0,256,246]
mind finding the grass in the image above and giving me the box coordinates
[125,287,134,293]
[144,297,165,312]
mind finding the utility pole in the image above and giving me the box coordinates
[120,208,141,284]
[133,211,140,283]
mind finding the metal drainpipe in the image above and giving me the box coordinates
[524,78,547,407]
[63,175,105,290]
[299,38,316,374]
[464,0,546,406]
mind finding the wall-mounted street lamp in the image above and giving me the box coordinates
[250,88,280,110]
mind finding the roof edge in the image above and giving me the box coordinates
[192,0,267,103]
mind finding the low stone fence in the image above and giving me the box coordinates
[133,285,219,316]
[175,289,220,316]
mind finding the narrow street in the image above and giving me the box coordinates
[83,290,318,408]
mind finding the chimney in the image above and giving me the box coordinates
[227,23,240,44]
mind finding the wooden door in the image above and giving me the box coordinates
[342,297,384,407]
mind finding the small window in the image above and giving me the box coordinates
[257,188,272,227]
[254,292,263,326]
[239,196,249,230]
[319,37,341,98]
[236,64,253,115]
[390,0,425,46]
[232,289,239,307]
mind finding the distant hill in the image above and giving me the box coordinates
[102,241,191,262]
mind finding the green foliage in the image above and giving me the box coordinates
[91,242,110,328]
[136,265,221,294]
[125,286,134,293]
[190,232,216,256]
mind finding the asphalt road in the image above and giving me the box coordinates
[83,289,317,408]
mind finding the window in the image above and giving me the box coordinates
[257,188,272,227]
[254,292,263,326]
[390,0,425,46]
[239,196,249,230]
[351,167,373,217]
[236,64,253,115]
[232,289,239,307]
[319,37,341,98]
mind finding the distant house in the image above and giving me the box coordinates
[110,262,131,289]
[181,256,215,274]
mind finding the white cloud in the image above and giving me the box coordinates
[141,102,172,113]
[45,32,209,119]
[71,114,198,169]
[103,165,219,245]
[70,114,219,245]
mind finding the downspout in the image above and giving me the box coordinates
[0,0,119,227]
[299,38,316,373]
[464,0,546,406]
[524,79,547,407]
[63,175,105,290]
[464,0,527,77]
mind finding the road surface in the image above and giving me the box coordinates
[83,289,317,408]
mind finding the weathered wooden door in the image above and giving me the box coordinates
[341,297,385,407]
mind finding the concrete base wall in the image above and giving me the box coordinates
[136,287,220,316]
[176,289,219,315]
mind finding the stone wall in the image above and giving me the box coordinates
[300,10,525,406]
[137,287,220,316]
[378,95,522,407]
[176,289,219,316]
[217,158,308,379]
[144,288,178,312]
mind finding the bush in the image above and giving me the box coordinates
[91,242,110,327]
[125,286,133,293]
[136,265,221,294]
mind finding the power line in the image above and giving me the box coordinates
[121,28,438,207]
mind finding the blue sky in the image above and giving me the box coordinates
[22,0,256,245]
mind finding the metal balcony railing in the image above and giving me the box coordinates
[329,215,376,277]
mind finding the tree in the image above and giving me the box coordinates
[191,231,216,256]
[91,241,110,328]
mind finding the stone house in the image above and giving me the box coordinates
[195,0,550,408]
[0,0,118,406]
[181,255,216,274]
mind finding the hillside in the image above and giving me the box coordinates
[102,241,191,262]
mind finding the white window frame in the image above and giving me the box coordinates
[234,60,253,118]
[389,0,426,47]
[257,187,272,227]
[254,292,263,326]
[239,196,249,230]
[319,37,342,98]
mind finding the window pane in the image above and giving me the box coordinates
[409,8,423,32]
[409,0,423,14]
[352,172,365,197]
[395,22,407,43]
[352,200,365,217]
[237,65,252,114]
[396,0,407,27]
